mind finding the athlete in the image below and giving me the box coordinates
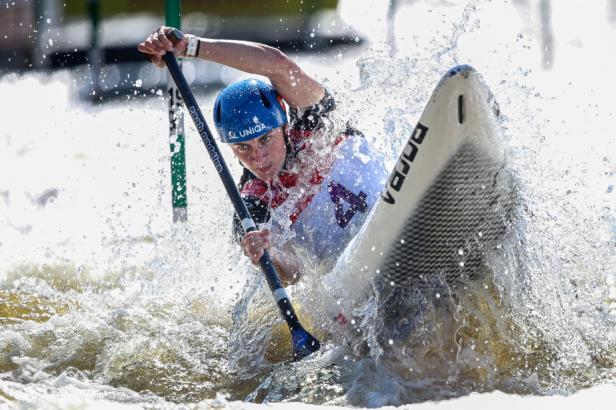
[139,27,388,285]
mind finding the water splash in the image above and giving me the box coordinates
[2,0,616,407]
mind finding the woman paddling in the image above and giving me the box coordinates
[138,27,388,285]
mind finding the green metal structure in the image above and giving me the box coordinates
[166,0,188,222]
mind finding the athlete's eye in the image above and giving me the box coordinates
[260,134,272,145]
[236,144,249,151]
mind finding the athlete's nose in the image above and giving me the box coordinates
[251,144,269,163]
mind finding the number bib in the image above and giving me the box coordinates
[280,135,388,265]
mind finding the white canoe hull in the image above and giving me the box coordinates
[321,65,516,319]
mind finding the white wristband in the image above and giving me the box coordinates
[185,34,199,58]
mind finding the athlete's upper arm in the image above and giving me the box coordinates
[267,50,325,109]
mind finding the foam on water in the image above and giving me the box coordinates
[1,0,616,408]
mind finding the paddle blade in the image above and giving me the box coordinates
[291,326,321,361]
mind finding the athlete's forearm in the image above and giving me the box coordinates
[139,26,324,108]
[195,37,324,109]
[196,39,286,79]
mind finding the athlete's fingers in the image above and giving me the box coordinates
[251,231,269,245]
[259,232,271,251]
[137,41,162,56]
[246,237,269,255]
[240,232,256,247]
[242,231,268,246]
[154,36,171,52]
[241,233,260,254]
[162,27,175,51]
[251,248,265,264]
[242,242,264,264]
[137,43,165,67]
[261,229,271,241]
[241,231,271,264]
[148,36,169,54]
[138,44,164,66]
[138,40,160,56]
[137,42,149,54]
[247,231,270,249]
[154,27,175,51]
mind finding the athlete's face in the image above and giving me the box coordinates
[230,127,287,183]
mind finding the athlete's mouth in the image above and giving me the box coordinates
[258,164,272,173]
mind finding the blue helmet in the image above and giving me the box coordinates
[213,79,288,143]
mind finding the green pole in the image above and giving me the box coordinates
[166,0,188,222]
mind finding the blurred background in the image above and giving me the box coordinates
[6,0,614,98]
[4,0,616,98]
[0,0,365,99]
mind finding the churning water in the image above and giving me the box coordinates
[1,0,615,408]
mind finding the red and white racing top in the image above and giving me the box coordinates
[233,91,388,266]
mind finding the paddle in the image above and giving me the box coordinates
[159,28,320,361]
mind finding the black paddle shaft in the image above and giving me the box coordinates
[161,29,319,359]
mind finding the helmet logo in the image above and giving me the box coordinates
[239,123,267,139]
[228,131,236,139]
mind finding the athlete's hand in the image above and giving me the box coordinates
[240,229,271,265]
[137,26,188,68]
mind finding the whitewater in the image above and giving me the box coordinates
[1,0,615,408]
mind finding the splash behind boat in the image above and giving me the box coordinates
[322,65,516,320]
